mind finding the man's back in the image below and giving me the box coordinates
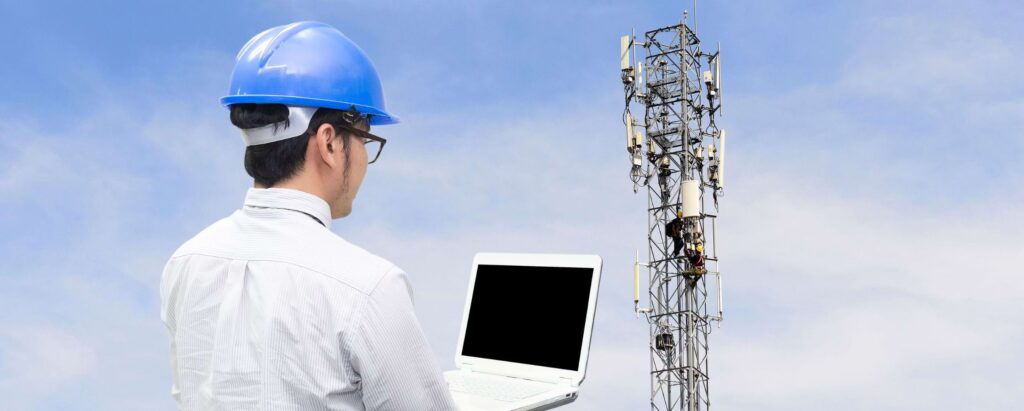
[160,188,456,410]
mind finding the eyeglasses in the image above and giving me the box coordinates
[339,125,387,164]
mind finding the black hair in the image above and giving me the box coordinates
[230,103,357,187]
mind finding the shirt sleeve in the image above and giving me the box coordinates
[159,258,183,406]
[346,268,458,411]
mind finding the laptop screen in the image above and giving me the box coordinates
[460,264,594,371]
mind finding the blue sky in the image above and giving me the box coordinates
[1,0,1022,410]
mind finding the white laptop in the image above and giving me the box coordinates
[444,253,602,411]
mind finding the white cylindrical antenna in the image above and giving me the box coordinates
[633,250,640,303]
[681,180,701,217]
[633,249,641,317]
[631,28,637,75]
[636,127,644,150]
[717,129,726,188]
[637,61,645,93]
[620,35,631,71]
[715,43,722,91]
[625,113,635,153]
[631,125,643,167]
[716,270,724,323]
[717,42,723,115]
[708,143,716,161]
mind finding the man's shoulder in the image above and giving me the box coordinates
[170,215,235,258]
[168,212,400,295]
[310,230,401,294]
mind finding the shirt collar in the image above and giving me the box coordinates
[243,188,332,229]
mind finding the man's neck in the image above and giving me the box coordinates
[258,177,329,206]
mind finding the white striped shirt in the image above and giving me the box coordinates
[160,188,457,410]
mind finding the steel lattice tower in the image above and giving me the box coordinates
[620,6,727,411]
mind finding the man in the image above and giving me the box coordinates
[665,210,684,257]
[159,21,457,410]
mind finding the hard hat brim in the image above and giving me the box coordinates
[220,95,400,126]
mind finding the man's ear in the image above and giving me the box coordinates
[314,123,340,168]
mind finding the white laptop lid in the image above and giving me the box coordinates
[454,252,602,387]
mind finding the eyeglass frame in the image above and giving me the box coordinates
[336,124,387,164]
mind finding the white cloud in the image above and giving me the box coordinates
[0,324,97,408]
[714,166,1023,410]
[0,134,67,194]
[840,18,1016,100]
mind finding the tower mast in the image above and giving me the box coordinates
[621,5,727,410]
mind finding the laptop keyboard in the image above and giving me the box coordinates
[447,373,552,402]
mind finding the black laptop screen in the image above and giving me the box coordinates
[460,264,594,371]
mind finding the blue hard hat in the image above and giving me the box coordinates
[221,21,399,125]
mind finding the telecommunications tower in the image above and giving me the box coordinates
[620,4,727,410]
